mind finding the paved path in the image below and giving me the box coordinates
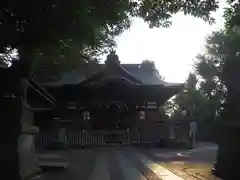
[43,145,219,180]
[143,143,220,180]
[145,143,218,163]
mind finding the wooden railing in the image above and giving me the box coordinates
[35,119,190,148]
[35,129,169,148]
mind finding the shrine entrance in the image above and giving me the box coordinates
[38,51,185,148]
[86,102,136,144]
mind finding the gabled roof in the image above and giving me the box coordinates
[44,63,181,87]
[79,62,142,86]
[43,52,184,104]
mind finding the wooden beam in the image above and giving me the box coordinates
[29,78,55,102]
[28,83,54,104]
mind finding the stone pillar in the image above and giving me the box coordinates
[18,108,41,180]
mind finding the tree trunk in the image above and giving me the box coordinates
[213,60,240,179]
[0,64,22,180]
[0,45,33,180]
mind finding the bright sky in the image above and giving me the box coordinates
[107,1,227,83]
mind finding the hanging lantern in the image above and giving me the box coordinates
[182,109,187,116]
[139,111,145,120]
[82,111,90,120]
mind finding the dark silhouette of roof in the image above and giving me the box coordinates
[44,63,181,87]
[43,52,184,104]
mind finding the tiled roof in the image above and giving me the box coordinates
[44,64,182,87]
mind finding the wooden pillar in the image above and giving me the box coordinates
[144,102,148,121]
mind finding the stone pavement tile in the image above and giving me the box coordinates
[142,148,220,180]
[123,150,162,180]
[116,150,147,180]
[195,142,217,149]
[69,150,97,180]
[89,149,110,180]
[161,162,221,180]
[43,149,96,180]
[108,149,125,180]
[143,146,217,164]
[147,142,217,156]
[43,147,220,180]
[133,151,184,180]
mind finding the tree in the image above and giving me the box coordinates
[141,60,156,70]
[0,0,219,56]
[224,0,240,31]
[173,73,199,116]
[168,73,217,140]
[31,48,99,82]
[0,1,132,178]
[0,0,219,81]
[140,60,166,81]
[196,29,240,116]
[0,1,220,179]
[206,31,240,179]
[194,13,240,176]
[195,52,226,118]
[163,100,179,117]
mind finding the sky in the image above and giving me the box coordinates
[105,1,227,83]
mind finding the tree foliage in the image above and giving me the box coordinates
[31,45,101,81]
[169,72,220,139]
[196,29,240,107]
[0,0,131,52]
[210,30,240,121]
[172,73,204,117]
[168,12,240,140]
[194,34,228,117]
[224,0,240,31]
[171,23,240,121]
[0,0,219,71]
[131,0,218,28]
[213,3,240,175]
[1,0,134,81]
[0,0,220,82]
[141,60,156,70]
